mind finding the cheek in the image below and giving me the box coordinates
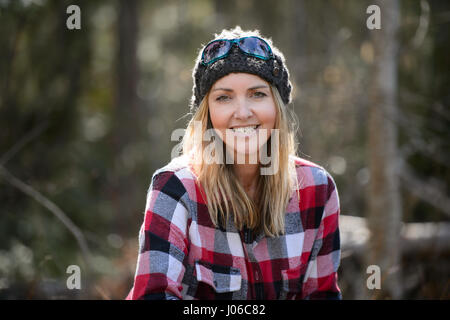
[209,107,226,129]
[208,107,231,142]
[259,103,277,129]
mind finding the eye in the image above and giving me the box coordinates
[253,91,267,98]
[216,95,230,101]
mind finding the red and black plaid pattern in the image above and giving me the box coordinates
[126,155,341,300]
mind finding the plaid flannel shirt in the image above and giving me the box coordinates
[126,154,341,300]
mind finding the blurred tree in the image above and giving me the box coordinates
[0,0,97,298]
[109,0,141,233]
[366,0,402,299]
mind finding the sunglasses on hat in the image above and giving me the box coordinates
[201,36,274,66]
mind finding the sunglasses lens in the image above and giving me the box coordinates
[239,37,271,58]
[203,40,231,64]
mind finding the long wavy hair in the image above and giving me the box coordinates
[182,82,300,237]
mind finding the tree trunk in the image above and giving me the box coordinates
[366,0,402,299]
[111,0,140,232]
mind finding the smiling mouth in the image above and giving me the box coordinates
[230,125,260,134]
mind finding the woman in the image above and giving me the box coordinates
[127,26,341,300]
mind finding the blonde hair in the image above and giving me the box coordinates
[182,85,300,237]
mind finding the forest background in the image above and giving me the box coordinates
[0,0,449,299]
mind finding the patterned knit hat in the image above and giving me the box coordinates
[190,26,292,112]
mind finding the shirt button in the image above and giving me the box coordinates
[254,271,259,282]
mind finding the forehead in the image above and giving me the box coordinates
[212,72,268,89]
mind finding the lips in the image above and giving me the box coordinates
[230,125,260,134]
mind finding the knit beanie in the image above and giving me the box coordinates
[190,26,292,112]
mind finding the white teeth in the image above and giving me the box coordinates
[231,125,258,134]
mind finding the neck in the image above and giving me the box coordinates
[232,162,260,192]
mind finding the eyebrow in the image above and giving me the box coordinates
[211,85,269,92]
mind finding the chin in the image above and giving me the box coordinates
[226,146,260,164]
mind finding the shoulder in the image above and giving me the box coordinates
[149,155,198,200]
[289,156,340,226]
[289,154,338,193]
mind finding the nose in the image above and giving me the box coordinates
[233,98,253,120]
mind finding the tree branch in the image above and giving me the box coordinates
[1,121,92,268]
[398,160,450,217]
[412,0,430,49]
[340,215,450,255]
[0,120,49,166]
[0,165,92,267]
